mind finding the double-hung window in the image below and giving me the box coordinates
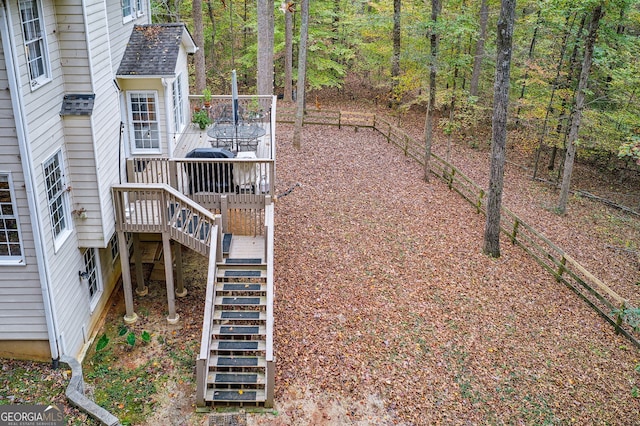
[19,0,50,87]
[122,0,134,22]
[0,174,24,264]
[83,248,102,310]
[123,0,144,22]
[44,151,70,245]
[172,74,185,133]
[128,91,161,153]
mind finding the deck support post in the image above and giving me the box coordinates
[174,242,187,297]
[132,234,148,296]
[162,233,179,324]
[118,231,138,324]
[215,215,223,263]
[221,195,229,232]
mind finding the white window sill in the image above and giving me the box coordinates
[53,228,73,254]
[0,258,26,266]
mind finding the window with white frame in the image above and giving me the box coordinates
[0,174,24,263]
[172,74,185,132]
[122,0,134,22]
[123,0,144,22]
[128,92,161,152]
[19,0,50,87]
[83,248,102,307]
[43,151,70,241]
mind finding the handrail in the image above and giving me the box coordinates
[113,183,217,255]
[265,202,275,362]
[196,220,219,406]
[264,201,275,407]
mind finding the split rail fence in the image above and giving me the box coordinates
[278,107,640,348]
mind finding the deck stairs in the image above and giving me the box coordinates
[205,253,269,406]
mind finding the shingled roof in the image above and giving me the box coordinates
[117,24,196,78]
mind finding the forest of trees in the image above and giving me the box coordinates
[152,0,640,175]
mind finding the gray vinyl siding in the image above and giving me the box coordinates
[0,24,47,340]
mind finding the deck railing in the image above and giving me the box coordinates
[126,158,275,232]
[264,202,275,407]
[276,108,640,347]
[112,183,218,255]
[195,218,221,407]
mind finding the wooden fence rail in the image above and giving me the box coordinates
[277,108,639,347]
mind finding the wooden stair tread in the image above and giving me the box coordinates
[214,296,266,306]
[211,340,266,352]
[210,355,266,368]
[215,282,266,293]
[213,310,266,321]
[208,372,266,385]
[211,324,266,336]
[206,389,266,403]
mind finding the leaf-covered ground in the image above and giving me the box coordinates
[264,120,640,425]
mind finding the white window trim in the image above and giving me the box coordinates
[122,0,144,23]
[83,248,103,312]
[43,151,72,252]
[127,91,162,154]
[0,173,25,265]
[121,0,135,23]
[19,0,52,89]
[172,74,186,134]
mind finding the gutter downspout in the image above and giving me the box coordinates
[0,3,60,363]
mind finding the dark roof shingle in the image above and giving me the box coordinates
[117,24,190,77]
[59,94,95,116]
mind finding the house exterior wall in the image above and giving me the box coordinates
[0,0,151,360]
[0,30,49,360]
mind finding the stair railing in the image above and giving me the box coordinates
[195,217,221,406]
[113,183,217,255]
[264,201,275,407]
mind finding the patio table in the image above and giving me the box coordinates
[207,123,266,152]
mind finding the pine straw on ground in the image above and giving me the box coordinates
[265,123,640,425]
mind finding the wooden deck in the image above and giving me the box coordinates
[174,123,274,160]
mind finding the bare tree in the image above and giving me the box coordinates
[292,0,309,149]
[469,0,488,98]
[193,0,206,93]
[483,0,517,258]
[423,0,442,182]
[257,0,275,95]
[282,2,294,102]
[390,0,401,106]
[557,5,604,214]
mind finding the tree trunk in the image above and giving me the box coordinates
[483,0,516,258]
[469,0,488,98]
[284,5,294,102]
[423,0,442,182]
[257,0,275,96]
[532,12,575,179]
[293,0,309,149]
[193,0,206,94]
[557,5,604,214]
[205,0,217,73]
[390,0,401,105]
